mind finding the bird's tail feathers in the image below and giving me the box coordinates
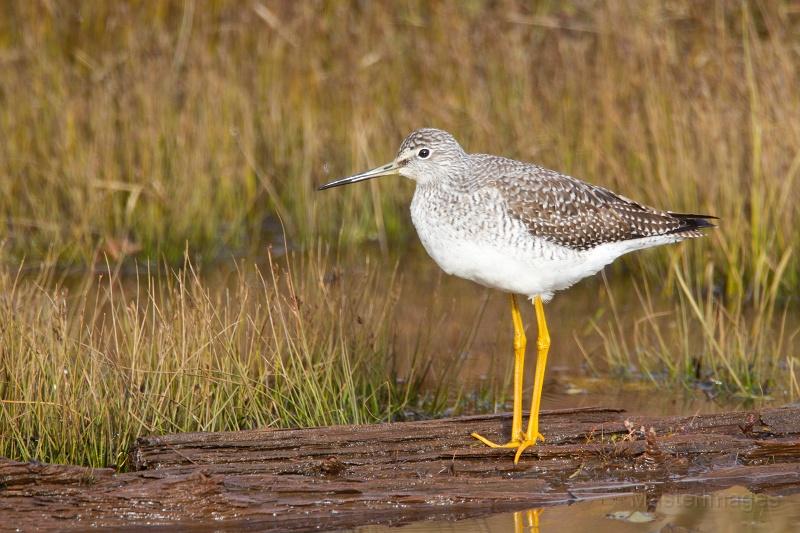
[666,212,717,235]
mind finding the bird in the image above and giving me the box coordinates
[318,128,715,463]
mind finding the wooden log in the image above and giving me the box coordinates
[2,406,800,531]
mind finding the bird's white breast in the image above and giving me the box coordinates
[410,186,673,301]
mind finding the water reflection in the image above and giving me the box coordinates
[356,488,800,533]
[513,509,542,533]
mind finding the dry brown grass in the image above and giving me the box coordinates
[0,249,459,468]
[0,1,797,300]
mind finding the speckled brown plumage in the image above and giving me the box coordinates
[394,128,716,251]
[481,156,714,251]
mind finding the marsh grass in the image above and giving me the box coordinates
[0,249,463,468]
[582,256,799,399]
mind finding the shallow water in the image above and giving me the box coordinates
[356,488,800,533]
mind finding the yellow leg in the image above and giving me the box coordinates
[471,294,526,448]
[514,296,550,463]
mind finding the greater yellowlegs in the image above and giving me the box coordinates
[319,128,715,463]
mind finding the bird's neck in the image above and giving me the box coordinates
[439,160,484,194]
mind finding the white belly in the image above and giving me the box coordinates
[413,229,577,300]
[410,189,673,301]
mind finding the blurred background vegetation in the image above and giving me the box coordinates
[0,1,798,467]
[1,0,797,298]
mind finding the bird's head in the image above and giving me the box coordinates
[318,128,467,190]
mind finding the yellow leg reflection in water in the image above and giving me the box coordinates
[514,509,543,533]
[472,295,549,464]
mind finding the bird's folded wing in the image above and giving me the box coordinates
[487,165,711,251]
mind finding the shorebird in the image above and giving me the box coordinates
[319,128,715,463]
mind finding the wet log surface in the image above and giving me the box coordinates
[3,405,800,531]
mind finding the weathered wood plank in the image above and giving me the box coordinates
[2,405,800,531]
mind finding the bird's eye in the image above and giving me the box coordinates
[418,148,430,159]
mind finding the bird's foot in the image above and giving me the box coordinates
[471,431,545,463]
[470,432,521,449]
[513,433,544,463]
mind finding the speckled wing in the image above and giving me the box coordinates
[483,159,714,251]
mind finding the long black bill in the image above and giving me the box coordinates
[318,161,400,190]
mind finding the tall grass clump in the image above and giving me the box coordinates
[0,249,453,469]
[0,1,798,304]
[583,256,798,399]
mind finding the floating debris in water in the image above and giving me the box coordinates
[606,510,657,523]
[564,383,588,395]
